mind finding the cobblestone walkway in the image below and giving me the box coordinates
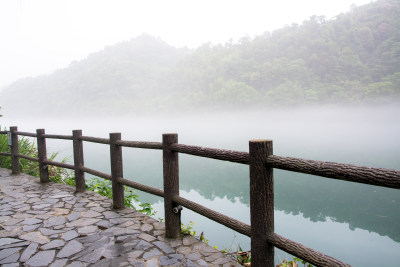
[0,168,240,267]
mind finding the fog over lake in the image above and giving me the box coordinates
[2,105,399,266]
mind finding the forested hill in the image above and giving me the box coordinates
[1,0,399,117]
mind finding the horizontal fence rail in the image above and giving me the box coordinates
[81,136,110,144]
[267,233,351,267]
[43,159,75,170]
[15,131,37,137]
[43,134,73,140]
[116,140,163,150]
[172,194,252,237]
[1,127,400,267]
[267,155,400,189]
[118,178,164,197]
[16,153,39,162]
[81,166,112,180]
[170,143,249,164]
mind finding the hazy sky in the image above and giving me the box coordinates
[0,0,372,89]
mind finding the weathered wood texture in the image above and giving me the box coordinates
[116,140,163,150]
[118,178,164,198]
[81,136,110,144]
[37,129,49,183]
[43,134,73,140]
[172,195,251,237]
[81,166,112,180]
[268,233,351,267]
[250,140,274,267]
[169,143,249,164]
[14,131,37,137]
[15,153,39,162]
[110,133,125,209]
[10,127,19,174]
[267,155,400,189]
[73,130,85,192]
[163,134,181,238]
[43,159,75,170]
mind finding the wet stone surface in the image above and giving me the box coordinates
[0,168,240,266]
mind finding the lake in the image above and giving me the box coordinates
[2,105,400,266]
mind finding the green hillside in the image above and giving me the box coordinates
[1,0,399,116]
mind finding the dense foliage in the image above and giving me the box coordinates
[0,127,39,175]
[0,0,398,116]
[163,0,400,109]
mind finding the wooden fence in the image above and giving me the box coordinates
[1,126,399,267]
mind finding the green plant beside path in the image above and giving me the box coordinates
[86,177,156,216]
[1,125,39,175]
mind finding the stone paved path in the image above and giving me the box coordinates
[0,168,240,267]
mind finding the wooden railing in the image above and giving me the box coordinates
[1,126,399,267]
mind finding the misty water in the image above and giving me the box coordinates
[2,106,400,266]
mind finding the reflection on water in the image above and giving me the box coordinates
[2,106,400,266]
[144,189,400,267]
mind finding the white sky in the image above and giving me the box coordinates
[0,0,372,89]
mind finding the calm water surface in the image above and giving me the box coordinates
[2,106,400,266]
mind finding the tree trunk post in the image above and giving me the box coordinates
[10,126,19,175]
[36,129,49,183]
[249,139,274,267]
[73,130,85,192]
[163,133,180,238]
[110,132,125,209]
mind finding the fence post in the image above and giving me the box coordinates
[36,129,49,183]
[110,132,125,209]
[73,130,85,192]
[249,139,274,267]
[10,126,19,175]
[163,133,180,238]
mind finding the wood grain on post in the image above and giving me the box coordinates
[73,130,85,192]
[249,139,274,267]
[10,126,19,175]
[36,129,49,183]
[110,132,125,209]
[163,133,181,238]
